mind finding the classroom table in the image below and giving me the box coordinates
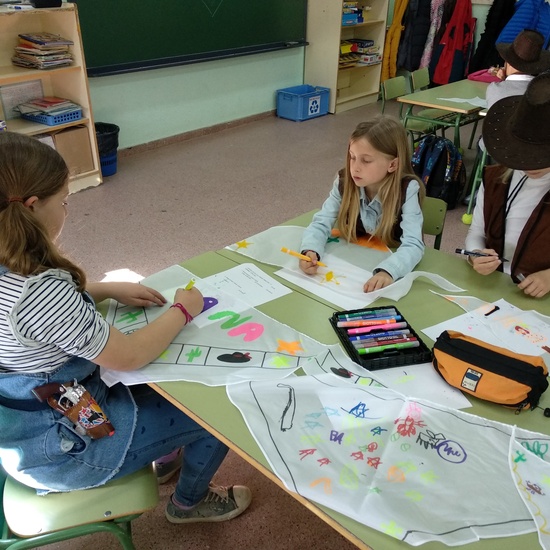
[150,211,550,550]
[398,80,489,149]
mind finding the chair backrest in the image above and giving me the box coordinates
[410,67,430,92]
[421,196,447,250]
[380,76,408,114]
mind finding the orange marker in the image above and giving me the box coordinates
[281,247,327,267]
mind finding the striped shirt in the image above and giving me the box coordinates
[0,269,109,373]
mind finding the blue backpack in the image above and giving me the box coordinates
[411,135,466,209]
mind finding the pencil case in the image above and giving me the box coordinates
[329,306,431,370]
[432,330,549,411]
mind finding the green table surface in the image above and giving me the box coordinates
[154,213,549,550]
[397,79,489,114]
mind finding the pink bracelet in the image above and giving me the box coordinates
[170,303,194,324]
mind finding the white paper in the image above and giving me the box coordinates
[203,263,291,307]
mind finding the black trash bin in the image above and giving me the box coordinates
[95,122,120,177]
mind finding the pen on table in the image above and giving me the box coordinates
[353,336,418,349]
[280,247,327,267]
[357,341,420,355]
[455,248,508,262]
[348,329,411,341]
[184,279,195,290]
[347,321,408,335]
[337,316,402,328]
[337,308,397,320]
[7,4,33,8]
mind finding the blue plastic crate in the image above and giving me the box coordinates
[21,109,82,127]
[276,85,330,122]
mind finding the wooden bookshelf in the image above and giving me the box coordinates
[305,0,389,113]
[0,3,101,193]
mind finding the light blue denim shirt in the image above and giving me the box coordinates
[300,176,425,280]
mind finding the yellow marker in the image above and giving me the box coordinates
[184,279,195,290]
[280,247,327,267]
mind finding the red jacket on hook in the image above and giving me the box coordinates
[430,0,475,85]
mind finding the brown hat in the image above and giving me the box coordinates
[496,29,550,75]
[482,72,550,170]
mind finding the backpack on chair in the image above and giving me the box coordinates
[411,135,466,209]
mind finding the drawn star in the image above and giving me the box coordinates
[235,240,252,249]
[405,490,424,502]
[381,520,402,537]
[420,470,438,484]
[276,339,303,355]
[271,355,291,368]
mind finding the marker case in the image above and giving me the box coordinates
[329,306,431,370]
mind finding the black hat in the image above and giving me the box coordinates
[496,29,550,75]
[482,72,550,170]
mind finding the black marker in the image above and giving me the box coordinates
[455,248,508,262]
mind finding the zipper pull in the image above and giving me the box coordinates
[515,400,529,414]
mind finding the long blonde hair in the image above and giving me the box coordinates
[336,115,424,247]
[0,132,86,291]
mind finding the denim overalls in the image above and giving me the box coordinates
[0,265,136,493]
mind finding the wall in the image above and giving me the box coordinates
[88,48,305,150]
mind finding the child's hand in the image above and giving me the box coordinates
[469,248,501,275]
[173,287,204,318]
[517,269,550,298]
[299,250,320,275]
[93,282,166,307]
[363,271,393,293]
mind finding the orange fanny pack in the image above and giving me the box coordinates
[432,330,549,412]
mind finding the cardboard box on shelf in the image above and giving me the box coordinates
[52,126,94,176]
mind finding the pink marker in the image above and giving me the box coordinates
[347,321,408,335]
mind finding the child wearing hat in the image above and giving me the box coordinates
[480,29,550,152]
[465,72,550,298]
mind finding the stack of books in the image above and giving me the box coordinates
[14,96,82,126]
[12,32,73,70]
[339,38,380,68]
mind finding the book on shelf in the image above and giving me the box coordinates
[14,96,81,116]
[17,32,74,47]
[13,34,73,70]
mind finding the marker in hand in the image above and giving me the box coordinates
[455,248,508,262]
[281,247,327,267]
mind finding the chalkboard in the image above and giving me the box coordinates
[74,0,308,77]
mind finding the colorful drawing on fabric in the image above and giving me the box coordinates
[101,265,331,388]
[423,298,550,357]
[227,372,550,547]
[225,225,465,309]
[300,347,471,410]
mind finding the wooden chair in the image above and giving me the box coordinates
[1,464,159,549]
[380,76,436,148]
[409,67,481,150]
[422,196,447,250]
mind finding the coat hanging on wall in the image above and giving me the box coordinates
[397,0,432,71]
[420,0,448,68]
[469,0,516,72]
[382,0,411,80]
[429,0,475,85]
[496,0,550,48]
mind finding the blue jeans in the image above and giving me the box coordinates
[111,385,228,506]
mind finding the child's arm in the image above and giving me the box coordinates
[299,178,342,274]
[86,282,166,307]
[93,287,203,371]
[370,179,424,282]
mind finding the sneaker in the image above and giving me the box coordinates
[154,449,182,484]
[165,485,252,524]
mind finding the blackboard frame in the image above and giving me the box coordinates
[74,0,308,77]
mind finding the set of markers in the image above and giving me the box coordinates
[329,306,431,370]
